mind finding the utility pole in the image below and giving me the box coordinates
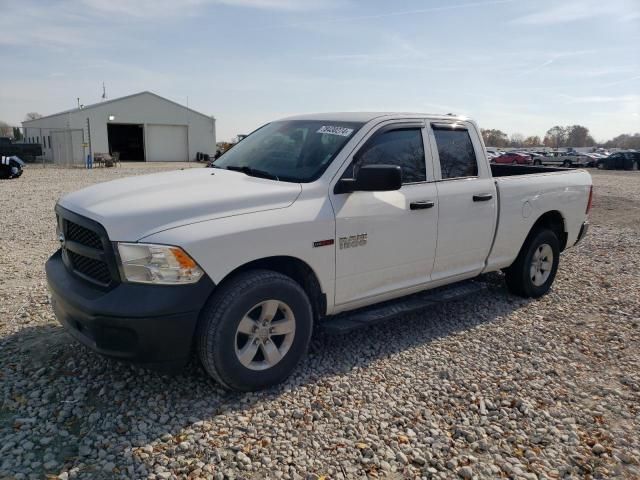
[86,117,93,169]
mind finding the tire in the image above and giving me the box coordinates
[533,159,542,166]
[505,229,560,298]
[512,160,518,165]
[563,160,572,168]
[596,161,606,170]
[197,270,313,391]
[630,161,638,171]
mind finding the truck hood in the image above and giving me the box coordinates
[58,168,302,240]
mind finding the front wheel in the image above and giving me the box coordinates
[533,159,542,166]
[197,270,313,391]
[563,160,572,167]
[505,229,560,298]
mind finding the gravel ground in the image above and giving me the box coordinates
[1,165,639,480]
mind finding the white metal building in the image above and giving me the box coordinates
[22,91,216,164]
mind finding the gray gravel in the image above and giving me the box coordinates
[1,165,639,479]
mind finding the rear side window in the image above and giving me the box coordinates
[351,128,426,184]
[433,127,478,179]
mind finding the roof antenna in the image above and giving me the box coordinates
[101,82,107,101]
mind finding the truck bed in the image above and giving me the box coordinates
[485,164,592,273]
[490,164,565,177]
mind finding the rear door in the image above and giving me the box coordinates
[331,122,439,307]
[427,122,497,280]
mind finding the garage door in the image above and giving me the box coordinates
[146,125,188,162]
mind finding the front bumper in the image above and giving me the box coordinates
[46,249,215,369]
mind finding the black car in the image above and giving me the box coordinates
[596,151,639,171]
[0,155,25,179]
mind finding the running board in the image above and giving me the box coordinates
[321,280,487,334]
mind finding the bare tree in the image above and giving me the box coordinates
[603,133,640,149]
[566,125,595,147]
[509,133,525,148]
[0,121,13,137]
[24,112,43,121]
[523,136,542,147]
[481,129,509,147]
[544,126,567,149]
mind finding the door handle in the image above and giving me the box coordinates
[472,193,493,202]
[410,200,435,210]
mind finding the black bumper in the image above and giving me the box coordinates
[46,249,214,369]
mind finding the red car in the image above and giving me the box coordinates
[492,152,532,165]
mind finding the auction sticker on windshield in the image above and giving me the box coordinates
[317,125,354,137]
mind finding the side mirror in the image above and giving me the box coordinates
[335,164,402,194]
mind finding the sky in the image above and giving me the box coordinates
[0,0,638,142]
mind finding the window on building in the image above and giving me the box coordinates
[432,127,478,179]
[348,128,426,184]
[48,136,51,149]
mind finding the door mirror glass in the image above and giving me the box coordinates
[336,164,402,193]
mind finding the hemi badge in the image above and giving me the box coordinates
[313,239,335,248]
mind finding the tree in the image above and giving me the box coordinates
[12,127,23,141]
[24,112,43,121]
[603,133,640,149]
[509,133,525,148]
[523,135,541,147]
[0,121,12,137]
[544,126,567,149]
[481,129,509,147]
[566,125,595,147]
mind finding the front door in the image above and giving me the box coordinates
[428,122,498,280]
[331,123,439,307]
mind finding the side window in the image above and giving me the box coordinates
[349,128,426,184]
[432,127,478,179]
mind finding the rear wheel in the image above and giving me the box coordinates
[512,160,518,165]
[563,160,572,167]
[631,161,638,171]
[505,229,560,298]
[597,161,606,170]
[197,270,313,391]
[533,159,542,166]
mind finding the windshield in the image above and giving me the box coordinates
[214,120,363,182]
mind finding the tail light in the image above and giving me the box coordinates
[586,185,593,215]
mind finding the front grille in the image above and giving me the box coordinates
[67,250,112,285]
[66,221,103,250]
[58,210,116,287]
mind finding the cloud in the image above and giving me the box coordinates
[77,0,347,17]
[260,0,518,30]
[512,0,640,25]
[558,94,640,104]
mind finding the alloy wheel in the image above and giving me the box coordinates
[234,300,296,371]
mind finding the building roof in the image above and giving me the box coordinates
[22,91,214,125]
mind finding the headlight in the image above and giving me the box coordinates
[117,243,204,285]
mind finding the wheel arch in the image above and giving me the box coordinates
[528,210,568,252]
[214,256,327,321]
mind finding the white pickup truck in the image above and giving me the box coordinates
[46,113,592,391]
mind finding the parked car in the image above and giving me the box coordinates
[0,137,42,161]
[46,112,592,391]
[493,152,532,165]
[0,155,25,179]
[532,151,589,168]
[596,151,640,170]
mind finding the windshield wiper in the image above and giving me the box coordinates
[225,165,279,181]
